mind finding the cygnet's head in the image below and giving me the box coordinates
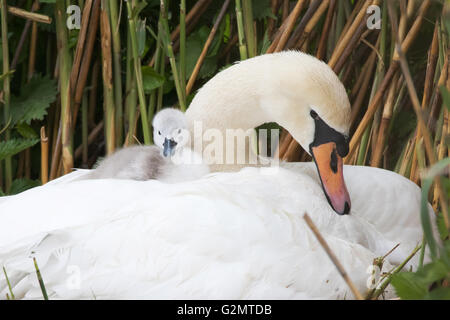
[152,108,189,157]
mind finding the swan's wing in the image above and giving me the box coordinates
[2,219,395,300]
[0,167,401,299]
[282,162,436,265]
[0,170,92,206]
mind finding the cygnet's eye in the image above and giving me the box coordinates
[178,129,181,134]
[158,131,161,135]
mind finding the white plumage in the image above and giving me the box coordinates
[0,51,433,300]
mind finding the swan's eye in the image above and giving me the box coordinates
[158,131,161,135]
[310,110,319,119]
[178,129,181,134]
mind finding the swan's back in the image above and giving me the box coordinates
[0,162,430,299]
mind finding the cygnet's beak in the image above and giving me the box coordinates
[163,138,177,157]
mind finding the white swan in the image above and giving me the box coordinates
[0,51,433,300]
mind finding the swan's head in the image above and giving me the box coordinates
[250,52,352,214]
[152,108,188,157]
[186,51,352,215]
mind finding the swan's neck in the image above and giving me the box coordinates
[185,52,351,171]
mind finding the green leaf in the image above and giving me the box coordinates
[141,66,165,93]
[8,75,57,126]
[9,179,41,195]
[183,26,218,80]
[391,272,428,299]
[136,18,147,57]
[418,260,449,285]
[425,287,450,300]
[0,70,14,81]
[132,0,148,18]
[0,139,39,161]
[440,86,450,111]
[437,210,450,240]
[252,0,277,20]
[260,30,271,55]
[421,178,438,258]
[16,123,39,139]
[419,158,450,260]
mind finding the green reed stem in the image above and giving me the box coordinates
[160,1,186,111]
[242,0,255,58]
[126,0,151,144]
[0,0,11,191]
[235,0,248,60]
[180,0,187,103]
[125,25,138,145]
[109,0,124,146]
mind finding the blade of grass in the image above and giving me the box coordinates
[33,257,48,300]
[2,266,15,300]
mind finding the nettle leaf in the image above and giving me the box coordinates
[142,66,165,93]
[9,75,57,125]
[391,272,428,299]
[0,139,39,161]
[9,179,41,195]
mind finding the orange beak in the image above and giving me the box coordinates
[311,142,351,215]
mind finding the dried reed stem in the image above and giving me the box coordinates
[303,213,364,300]
[347,0,432,162]
[186,0,231,96]
[7,5,51,24]
[40,127,48,184]
[100,1,116,155]
[274,0,307,52]
[55,1,74,174]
